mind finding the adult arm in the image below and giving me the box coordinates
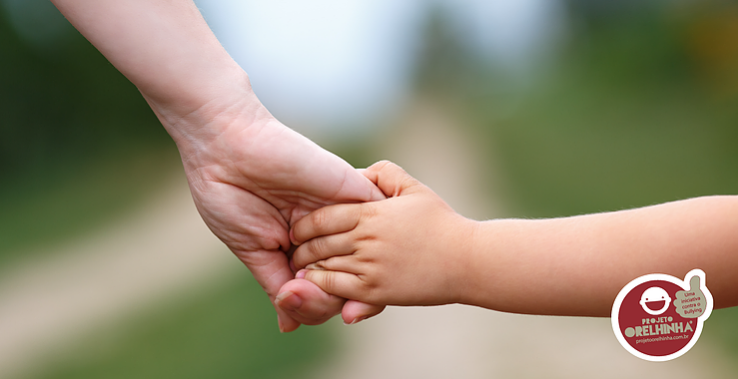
[51,0,385,331]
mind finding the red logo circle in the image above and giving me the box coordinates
[612,270,712,361]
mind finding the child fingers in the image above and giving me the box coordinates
[305,255,362,274]
[302,269,364,301]
[292,233,356,270]
[291,203,362,245]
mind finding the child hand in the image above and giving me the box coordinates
[291,161,477,306]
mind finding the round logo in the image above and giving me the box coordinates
[611,269,712,361]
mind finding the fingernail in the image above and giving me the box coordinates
[275,291,303,310]
[344,316,367,325]
[289,228,297,245]
[277,315,285,333]
[289,260,297,273]
[275,291,293,304]
[296,269,307,279]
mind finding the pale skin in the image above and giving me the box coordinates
[50,0,386,331]
[292,161,738,316]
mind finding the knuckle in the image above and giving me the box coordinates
[321,256,342,270]
[321,271,336,292]
[310,237,328,258]
[310,208,329,233]
[382,161,398,170]
[363,283,382,305]
[359,203,377,220]
[371,160,391,169]
[295,240,321,269]
[292,246,307,269]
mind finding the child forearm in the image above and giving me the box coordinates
[464,195,738,316]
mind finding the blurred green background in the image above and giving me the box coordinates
[1,0,738,378]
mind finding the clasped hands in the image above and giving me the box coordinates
[49,0,466,333]
[171,94,391,332]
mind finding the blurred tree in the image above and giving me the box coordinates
[682,3,738,98]
[0,4,176,256]
[0,3,170,185]
[562,0,695,90]
[411,2,484,96]
[404,0,738,219]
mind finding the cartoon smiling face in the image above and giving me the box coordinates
[639,286,671,315]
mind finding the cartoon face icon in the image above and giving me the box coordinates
[640,286,671,315]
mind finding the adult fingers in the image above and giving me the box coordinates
[275,279,345,325]
[291,203,362,245]
[355,168,386,202]
[274,298,301,332]
[330,158,386,203]
[277,279,385,326]
[341,300,386,325]
[232,248,302,332]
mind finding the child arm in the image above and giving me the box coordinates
[467,195,738,316]
[292,161,738,316]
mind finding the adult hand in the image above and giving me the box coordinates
[167,94,386,331]
[50,0,385,331]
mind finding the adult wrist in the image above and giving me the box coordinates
[144,70,272,161]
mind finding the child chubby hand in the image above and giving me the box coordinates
[290,160,477,307]
[291,161,738,318]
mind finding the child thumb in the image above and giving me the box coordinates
[363,160,420,197]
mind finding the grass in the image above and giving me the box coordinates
[23,270,336,379]
[704,307,738,359]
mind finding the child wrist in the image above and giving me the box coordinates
[448,217,485,305]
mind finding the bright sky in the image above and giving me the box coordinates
[196,0,565,135]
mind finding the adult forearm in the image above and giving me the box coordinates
[51,0,258,144]
[465,196,738,316]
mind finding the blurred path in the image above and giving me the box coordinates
[0,103,735,379]
[312,100,735,379]
[0,175,232,379]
